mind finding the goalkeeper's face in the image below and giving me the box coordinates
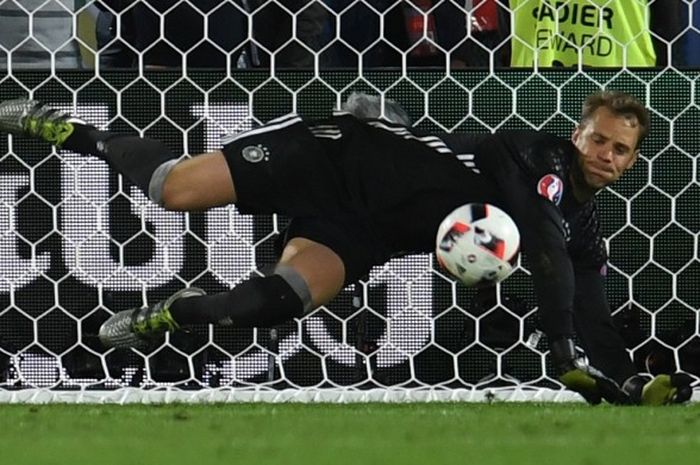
[572,106,640,190]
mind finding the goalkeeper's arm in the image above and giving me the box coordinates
[573,266,637,386]
[492,167,631,404]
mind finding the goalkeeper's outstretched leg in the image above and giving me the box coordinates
[0,98,349,348]
[97,236,347,349]
[0,99,238,211]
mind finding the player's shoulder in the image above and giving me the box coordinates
[494,129,569,148]
[325,111,412,135]
[495,129,575,175]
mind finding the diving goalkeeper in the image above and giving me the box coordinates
[0,91,692,405]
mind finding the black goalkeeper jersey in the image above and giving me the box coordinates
[323,116,501,257]
[437,129,610,341]
[438,129,608,269]
[343,117,630,378]
[431,128,634,379]
[223,113,635,380]
[330,117,607,272]
[329,116,609,342]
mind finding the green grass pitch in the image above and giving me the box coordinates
[1,403,699,465]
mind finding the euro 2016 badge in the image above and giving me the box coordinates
[241,145,269,163]
[537,174,563,205]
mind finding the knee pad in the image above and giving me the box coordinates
[274,264,313,314]
[148,159,179,205]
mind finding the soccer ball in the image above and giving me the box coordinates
[435,203,520,287]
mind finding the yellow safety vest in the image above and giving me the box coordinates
[510,0,656,67]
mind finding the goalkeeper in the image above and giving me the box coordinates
[0,92,692,405]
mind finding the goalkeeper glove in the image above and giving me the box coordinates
[551,338,627,405]
[622,373,694,405]
[341,92,412,126]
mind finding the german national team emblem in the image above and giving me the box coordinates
[241,145,269,163]
[537,174,563,205]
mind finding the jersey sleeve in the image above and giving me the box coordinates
[573,266,636,384]
[476,132,581,341]
[568,202,609,272]
[441,130,587,341]
[497,163,577,340]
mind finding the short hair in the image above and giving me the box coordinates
[581,91,650,149]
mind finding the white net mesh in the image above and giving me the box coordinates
[0,0,698,403]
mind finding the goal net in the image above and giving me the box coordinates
[0,0,698,403]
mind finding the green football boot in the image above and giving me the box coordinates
[552,338,628,405]
[99,287,206,349]
[0,98,80,147]
[623,373,694,405]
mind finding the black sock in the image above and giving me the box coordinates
[169,275,305,327]
[62,124,177,196]
[60,123,104,155]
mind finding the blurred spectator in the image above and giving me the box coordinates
[98,0,250,69]
[95,0,327,69]
[320,0,406,68]
[321,0,510,69]
[682,0,700,66]
[94,0,136,68]
[649,0,684,67]
[0,0,83,69]
[400,0,447,66]
[452,0,511,67]
[250,0,329,68]
[322,0,479,69]
[394,0,512,68]
[388,0,481,68]
[508,0,657,67]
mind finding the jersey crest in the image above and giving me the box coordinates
[241,145,269,163]
[537,174,563,205]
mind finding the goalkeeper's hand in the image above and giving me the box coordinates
[341,92,412,126]
[551,338,628,405]
[622,373,695,405]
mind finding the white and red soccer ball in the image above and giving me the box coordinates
[436,203,520,287]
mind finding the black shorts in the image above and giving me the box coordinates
[222,114,388,284]
[222,114,344,217]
